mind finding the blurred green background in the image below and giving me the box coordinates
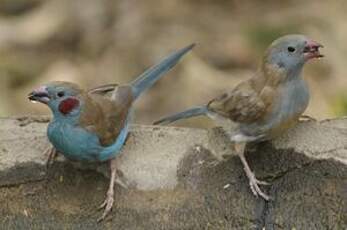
[0,0,346,127]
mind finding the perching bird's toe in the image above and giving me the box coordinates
[97,192,114,222]
[45,147,57,170]
[246,171,271,201]
[248,177,270,201]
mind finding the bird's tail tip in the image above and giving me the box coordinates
[174,43,196,57]
[130,42,196,100]
[186,43,196,51]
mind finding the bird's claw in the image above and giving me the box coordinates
[247,172,271,201]
[299,115,317,122]
[97,192,114,222]
[255,179,270,185]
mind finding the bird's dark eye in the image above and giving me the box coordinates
[57,91,65,97]
[287,46,295,52]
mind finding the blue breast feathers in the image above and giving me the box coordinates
[47,115,130,162]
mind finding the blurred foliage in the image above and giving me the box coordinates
[0,0,42,16]
[245,23,302,53]
[0,0,345,124]
[333,94,347,116]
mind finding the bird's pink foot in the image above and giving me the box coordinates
[45,147,57,169]
[97,190,114,222]
[245,170,270,200]
[235,142,271,201]
[97,158,117,222]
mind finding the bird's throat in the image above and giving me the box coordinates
[58,98,80,115]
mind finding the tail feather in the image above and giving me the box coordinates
[153,106,208,125]
[131,43,195,100]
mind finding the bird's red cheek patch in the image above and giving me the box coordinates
[58,98,80,115]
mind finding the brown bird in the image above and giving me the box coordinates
[154,34,323,200]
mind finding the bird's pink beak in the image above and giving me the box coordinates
[304,40,324,61]
[28,86,50,104]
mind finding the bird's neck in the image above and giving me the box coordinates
[50,97,83,125]
[259,62,304,87]
[52,112,80,125]
[286,65,304,82]
[51,105,81,126]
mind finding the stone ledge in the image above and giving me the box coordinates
[0,116,346,229]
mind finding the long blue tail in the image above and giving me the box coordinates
[153,106,208,125]
[130,43,195,100]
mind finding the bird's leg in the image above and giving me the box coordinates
[235,142,270,201]
[45,147,58,169]
[98,158,117,222]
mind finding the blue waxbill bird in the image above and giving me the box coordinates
[154,35,323,200]
[28,43,195,221]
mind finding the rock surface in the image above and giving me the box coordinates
[0,116,346,229]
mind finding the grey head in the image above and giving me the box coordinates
[263,34,323,78]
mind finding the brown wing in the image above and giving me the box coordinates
[207,78,274,123]
[79,85,134,146]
